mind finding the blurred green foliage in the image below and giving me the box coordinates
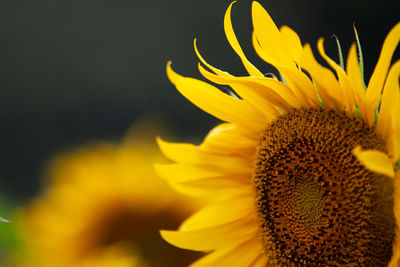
[0,199,21,259]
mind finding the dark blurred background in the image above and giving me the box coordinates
[0,0,399,202]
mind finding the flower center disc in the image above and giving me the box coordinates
[253,108,395,266]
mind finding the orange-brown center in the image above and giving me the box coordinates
[253,107,395,266]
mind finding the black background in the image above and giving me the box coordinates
[0,0,399,202]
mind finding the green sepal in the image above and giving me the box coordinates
[353,25,366,89]
[332,34,345,70]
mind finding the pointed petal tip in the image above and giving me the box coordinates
[251,1,262,10]
[159,229,177,246]
[155,135,162,145]
[155,137,173,158]
[166,61,181,85]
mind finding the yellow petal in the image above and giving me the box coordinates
[167,62,266,127]
[203,122,259,143]
[298,44,342,110]
[251,2,295,69]
[224,2,263,76]
[376,61,400,146]
[198,64,285,117]
[317,38,355,112]
[390,106,400,162]
[191,239,263,267]
[280,25,303,62]
[157,138,252,175]
[194,42,281,120]
[277,65,320,107]
[251,32,316,107]
[346,43,369,122]
[160,218,258,251]
[172,177,252,197]
[198,64,301,109]
[388,230,400,267]
[353,146,394,177]
[181,195,255,231]
[200,123,258,157]
[278,26,321,106]
[194,38,229,78]
[169,180,253,198]
[155,163,224,183]
[366,22,400,111]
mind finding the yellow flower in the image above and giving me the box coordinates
[18,126,201,267]
[157,2,400,266]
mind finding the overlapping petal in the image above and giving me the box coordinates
[157,138,252,176]
[200,123,258,157]
[366,22,400,113]
[191,238,263,267]
[251,2,296,69]
[160,218,258,251]
[180,196,255,231]
[167,62,267,127]
[224,2,263,77]
[377,61,400,160]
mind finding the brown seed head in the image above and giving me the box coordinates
[253,107,395,266]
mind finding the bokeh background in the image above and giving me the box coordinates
[0,0,399,262]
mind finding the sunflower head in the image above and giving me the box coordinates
[17,124,202,267]
[157,1,400,266]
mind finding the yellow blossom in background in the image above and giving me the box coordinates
[157,1,400,266]
[17,122,202,267]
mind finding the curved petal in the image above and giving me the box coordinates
[168,178,253,198]
[297,44,342,110]
[191,238,264,267]
[389,106,400,162]
[157,138,252,175]
[317,38,356,112]
[167,62,266,127]
[155,162,252,197]
[181,195,256,231]
[366,22,400,110]
[376,61,400,152]
[224,2,263,77]
[194,42,282,120]
[346,43,369,121]
[280,25,303,62]
[155,163,226,183]
[198,64,288,116]
[251,2,295,69]
[353,146,394,177]
[277,65,321,107]
[203,122,259,142]
[200,123,259,157]
[160,218,258,251]
[198,64,301,109]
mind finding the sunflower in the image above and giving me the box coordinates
[156,2,400,266]
[17,124,201,267]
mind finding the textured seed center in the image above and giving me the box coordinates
[286,175,325,236]
[253,107,395,266]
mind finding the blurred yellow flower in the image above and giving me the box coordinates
[157,1,400,266]
[17,124,201,267]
